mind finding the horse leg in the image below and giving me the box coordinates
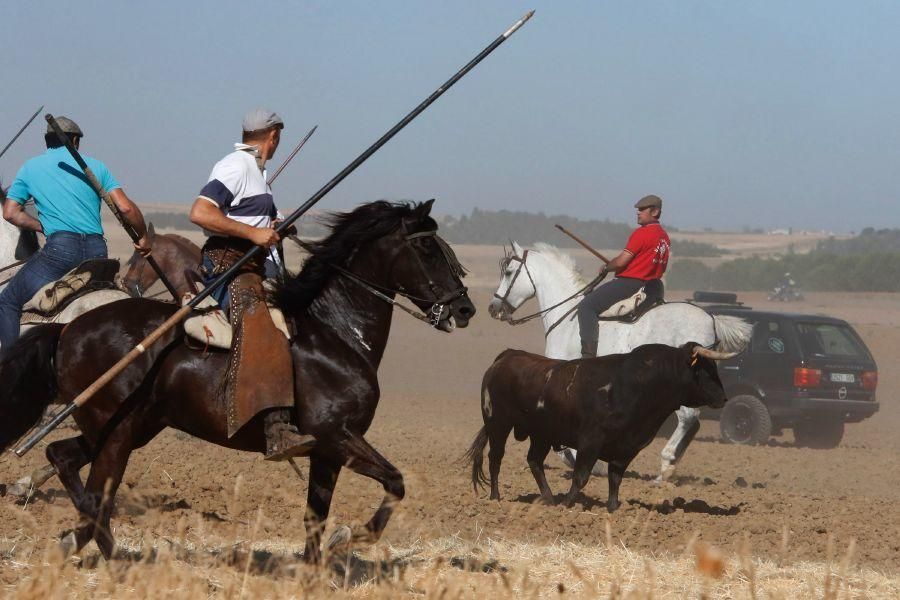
[526,438,554,504]
[46,435,92,507]
[559,448,608,476]
[7,463,59,499]
[62,432,134,560]
[657,406,701,482]
[488,421,512,501]
[330,435,404,549]
[303,456,341,564]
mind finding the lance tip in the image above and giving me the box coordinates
[503,9,535,38]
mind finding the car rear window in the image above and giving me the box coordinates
[794,322,869,359]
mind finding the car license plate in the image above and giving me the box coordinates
[830,373,856,383]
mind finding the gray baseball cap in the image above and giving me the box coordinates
[634,194,663,209]
[242,108,284,132]
[47,116,83,137]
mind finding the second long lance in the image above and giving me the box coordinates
[15,10,535,457]
[46,114,181,302]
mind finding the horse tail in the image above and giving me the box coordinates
[0,324,64,452]
[712,314,753,354]
[464,425,490,493]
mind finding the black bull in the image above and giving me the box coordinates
[466,343,729,512]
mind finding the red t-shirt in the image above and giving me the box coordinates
[618,223,670,280]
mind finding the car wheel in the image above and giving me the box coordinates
[719,395,772,445]
[793,417,844,449]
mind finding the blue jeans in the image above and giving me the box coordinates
[577,277,663,356]
[0,232,107,347]
[200,254,280,314]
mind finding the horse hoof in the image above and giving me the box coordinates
[7,475,34,499]
[656,464,676,483]
[59,532,78,558]
[326,525,353,551]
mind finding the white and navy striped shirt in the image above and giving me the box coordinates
[199,144,278,235]
[199,143,283,269]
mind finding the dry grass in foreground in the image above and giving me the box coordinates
[2,517,897,599]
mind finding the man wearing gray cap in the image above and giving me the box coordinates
[576,194,670,357]
[189,108,315,461]
[0,116,151,348]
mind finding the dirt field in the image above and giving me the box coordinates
[1,233,898,597]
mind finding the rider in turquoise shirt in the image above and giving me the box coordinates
[0,116,151,347]
[7,147,120,236]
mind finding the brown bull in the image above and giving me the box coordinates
[466,343,732,511]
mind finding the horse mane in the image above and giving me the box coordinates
[163,232,201,254]
[275,200,436,315]
[531,242,586,286]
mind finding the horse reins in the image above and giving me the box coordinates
[0,259,26,276]
[494,249,604,335]
[289,228,468,328]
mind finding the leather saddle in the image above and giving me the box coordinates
[22,258,121,317]
[597,279,665,324]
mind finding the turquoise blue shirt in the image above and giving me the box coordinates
[6,147,121,236]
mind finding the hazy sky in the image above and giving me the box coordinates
[3,1,898,232]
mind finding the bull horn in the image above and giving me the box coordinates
[692,346,739,361]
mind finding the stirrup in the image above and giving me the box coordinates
[265,429,316,462]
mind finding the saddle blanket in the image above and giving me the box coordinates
[23,259,121,316]
[598,288,647,318]
[183,292,290,350]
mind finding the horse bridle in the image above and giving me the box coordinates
[493,249,537,318]
[122,255,148,297]
[493,247,606,332]
[292,225,468,328]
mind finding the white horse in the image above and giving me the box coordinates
[487,241,752,481]
[0,189,39,293]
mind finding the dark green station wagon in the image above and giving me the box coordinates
[690,292,879,448]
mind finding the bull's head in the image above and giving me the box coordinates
[681,343,736,409]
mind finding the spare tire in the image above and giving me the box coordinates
[793,417,844,449]
[720,395,772,445]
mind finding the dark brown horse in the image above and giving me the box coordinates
[0,200,475,562]
[119,224,201,298]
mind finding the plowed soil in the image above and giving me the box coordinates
[2,245,898,577]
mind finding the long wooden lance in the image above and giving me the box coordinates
[0,105,43,160]
[15,10,536,457]
[45,114,181,302]
[554,224,611,264]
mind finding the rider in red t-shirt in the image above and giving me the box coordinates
[577,194,670,357]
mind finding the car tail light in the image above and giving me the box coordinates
[862,371,878,391]
[794,367,822,387]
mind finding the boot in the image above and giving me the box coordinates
[264,409,316,461]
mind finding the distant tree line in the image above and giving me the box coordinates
[669,237,900,292]
[143,207,728,257]
[814,228,900,255]
[436,208,725,256]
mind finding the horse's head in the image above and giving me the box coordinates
[119,222,157,297]
[380,199,475,331]
[278,200,475,334]
[488,240,536,321]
